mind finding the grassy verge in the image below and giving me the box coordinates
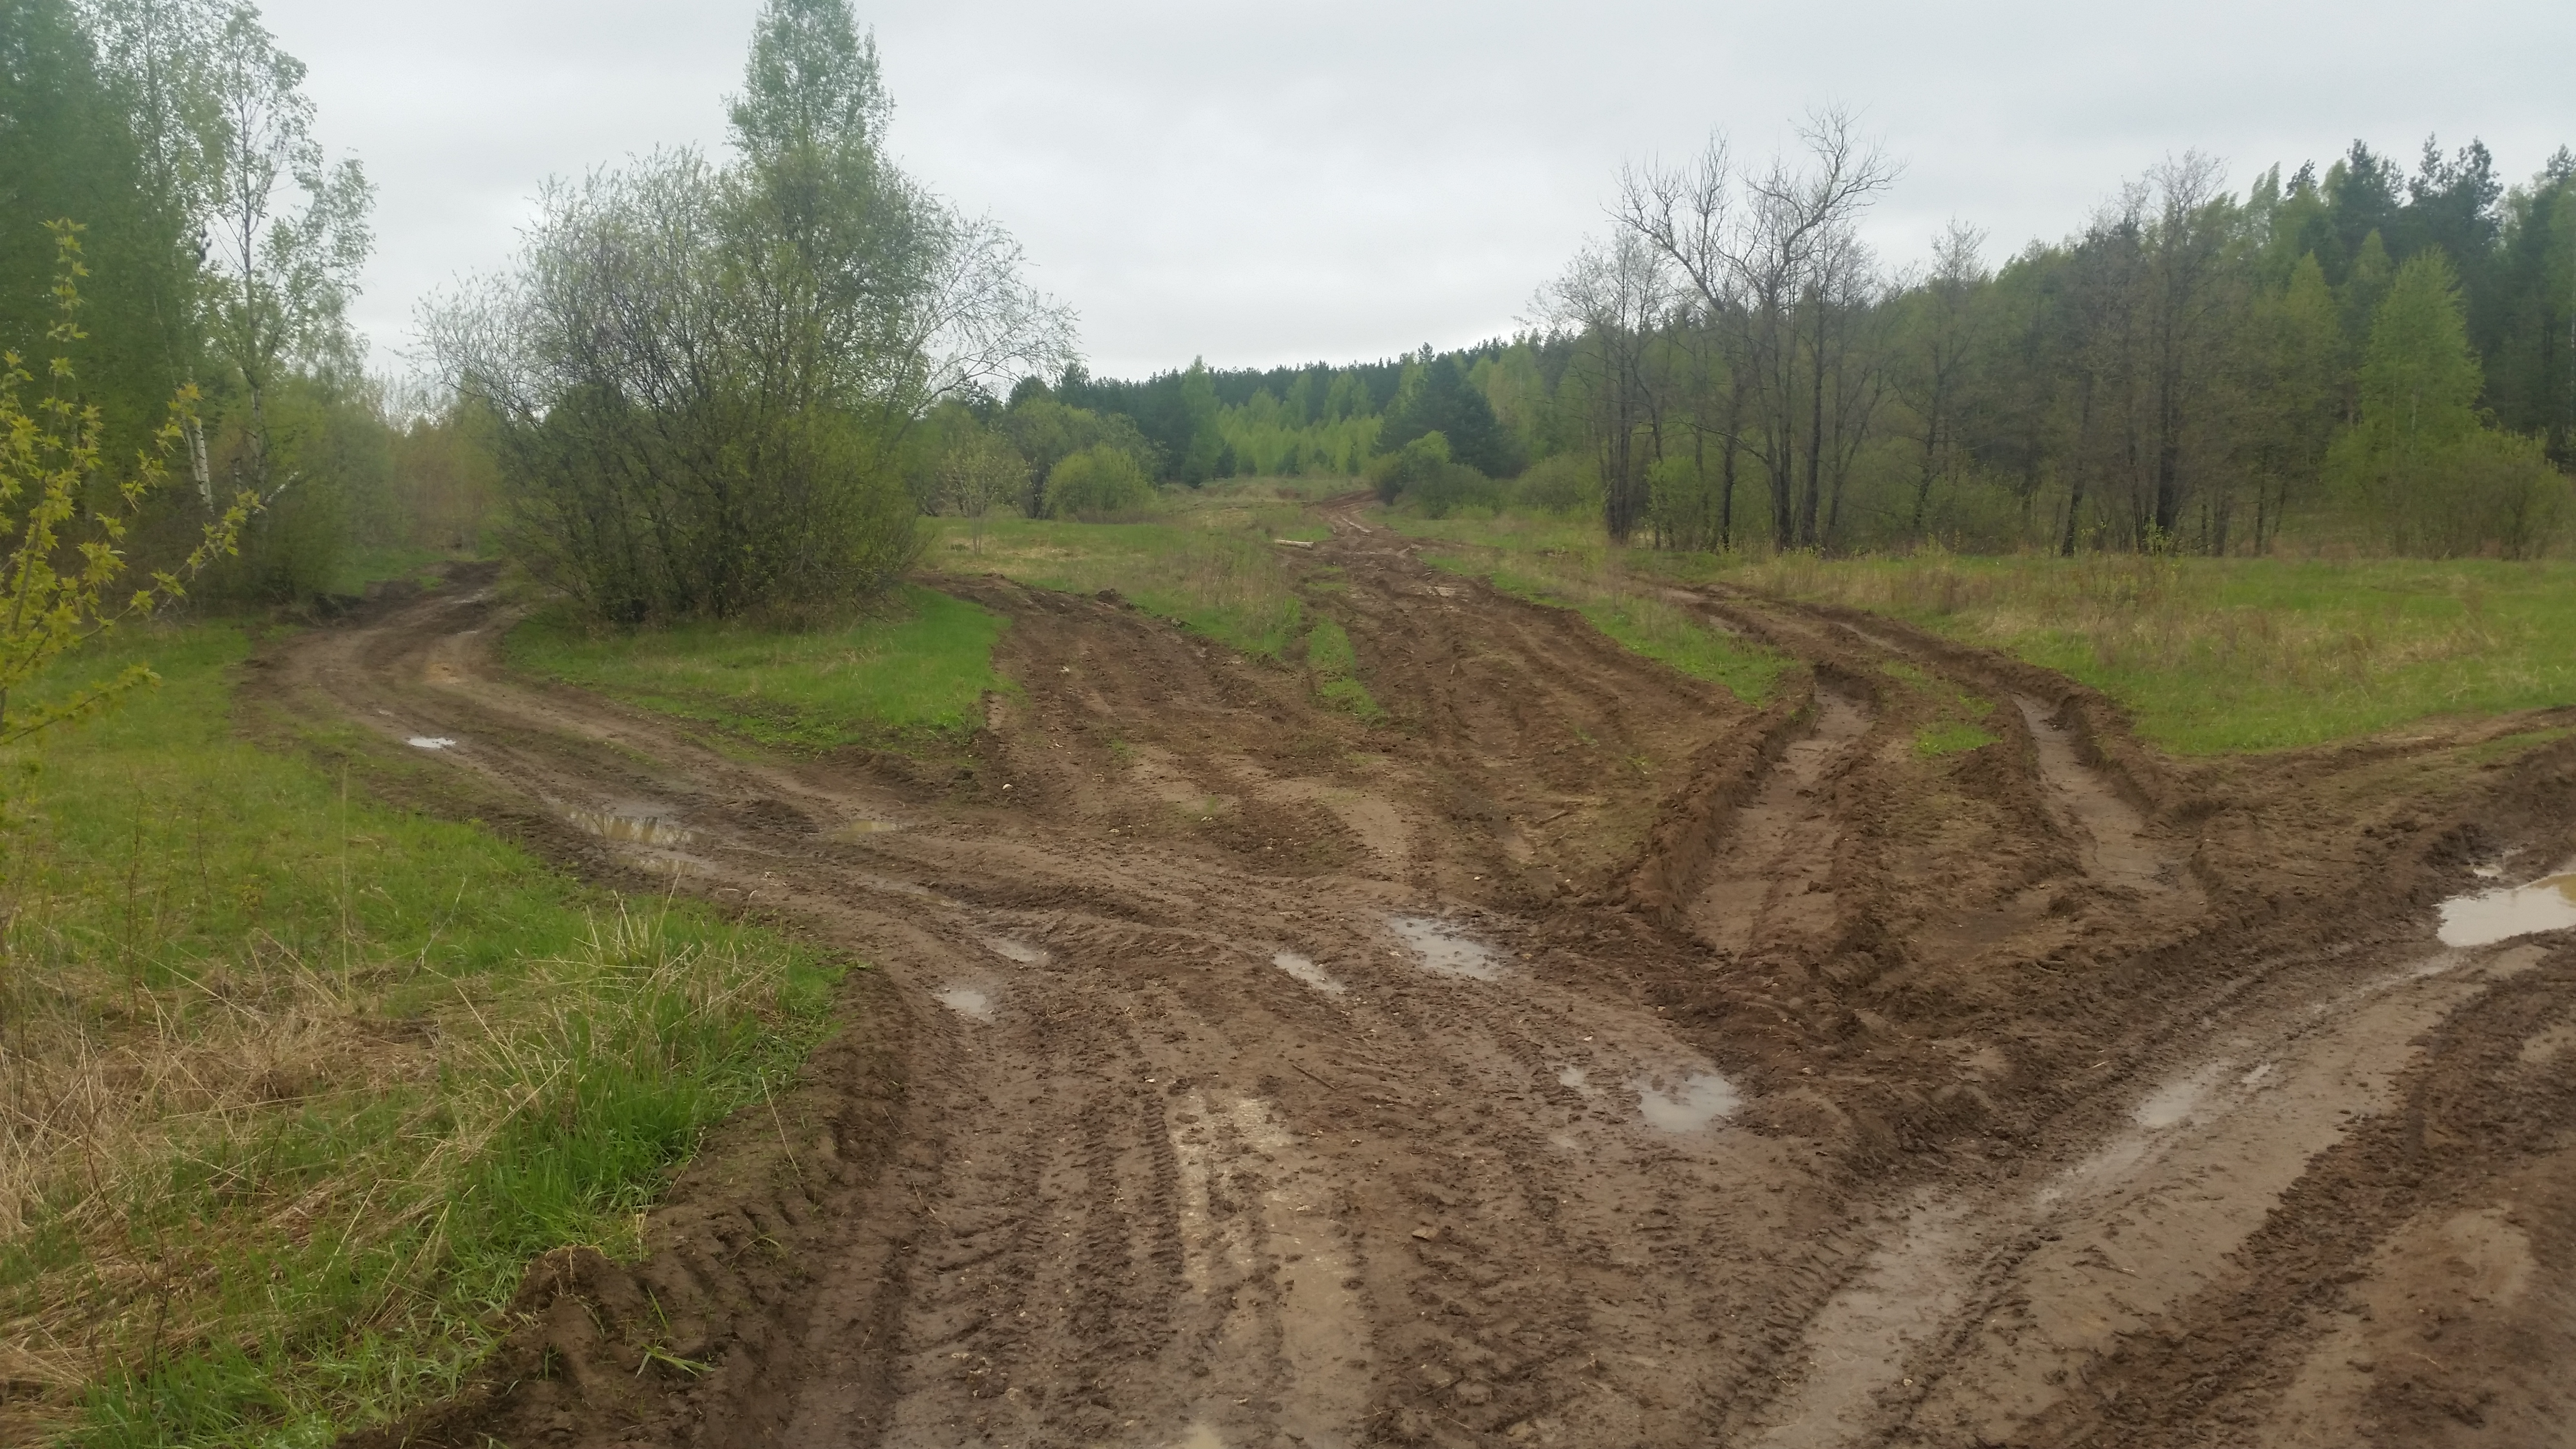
[1381,507,2576,754]
[0,629,838,1447]
[504,584,1005,754]
[1726,552,2576,753]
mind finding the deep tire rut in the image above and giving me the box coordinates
[280,551,2576,1449]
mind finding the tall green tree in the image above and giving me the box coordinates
[2324,251,2561,554]
[433,0,1071,623]
[0,0,194,462]
[1375,348,1517,477]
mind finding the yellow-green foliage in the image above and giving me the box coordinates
[0,223,252,752]
[0,628,836,1446]
[1044,444,1156,520]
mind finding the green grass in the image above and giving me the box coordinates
[1880,660,2002,757]
[1301,617,1384,724]
[0,629,838,1446]
[1381,506,2576,754]
[1729,552,2576,753]
[504,584,1006,753]
[1914,720,2000,757]
[326,545,480,596]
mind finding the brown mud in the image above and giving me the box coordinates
[269,520,2576,1449]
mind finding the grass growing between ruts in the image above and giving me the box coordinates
[1301,618,1384,724]
[1728,552,2576,753]
[504,583,1006,754]
[1381,508,2576,755]
[926,497,1308,664]
[0,628,838,1447]
[1415,551,1788,706]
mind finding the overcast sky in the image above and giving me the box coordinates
[260,0,2575,384]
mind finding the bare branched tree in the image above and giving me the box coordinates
[1537,230,1675,542]
[1620,108,1895,549]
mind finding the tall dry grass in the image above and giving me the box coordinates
[1735,550,2505,694]
[1,857,818,1443]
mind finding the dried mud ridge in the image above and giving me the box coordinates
[268,530,2576,1449]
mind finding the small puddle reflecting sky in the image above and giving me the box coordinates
[1272,950,1345,995]
[1635,1074,1742,1132]
[1387,915,1504,980]
[567,808,692,846]
[982,936,1049,965]
[934,985,994,1021]
[2437,867,2576,947]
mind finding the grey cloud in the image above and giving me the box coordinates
[265,0,2576,382]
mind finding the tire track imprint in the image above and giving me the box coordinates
[275,547,2576,1449]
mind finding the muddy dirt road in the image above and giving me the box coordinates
[279,519,2576,1449]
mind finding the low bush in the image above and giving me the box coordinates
[1046,444,1159,520]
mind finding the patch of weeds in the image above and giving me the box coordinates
[1303,618,1384,724]
[503,583,1005,755]
[1914,721,2001,757]
[1,628,840,1445]
[1881,660,2002,758]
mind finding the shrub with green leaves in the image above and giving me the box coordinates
[1045,444,1157,520]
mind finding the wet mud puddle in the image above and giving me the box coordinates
[2438,860,2576,946]
[1634,1073,1742,1131]
[1755,943,2507,1449]
[1557,1064,1743,1132]
[1271,950,1347,995]
[933,985,996,1022]
[1388,915,1505,980]
[566,805,693,847]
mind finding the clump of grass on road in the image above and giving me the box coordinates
[1731,552,2576,753]
[506,583,1006,753]
[1301,617,1384,724]
[0,628,837,1448]
[1881,660,2001,757]
[927,484,1308,662]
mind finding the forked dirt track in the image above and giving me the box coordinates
[266,518,2576,1449]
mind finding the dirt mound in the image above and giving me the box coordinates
[263,540,2576,1449]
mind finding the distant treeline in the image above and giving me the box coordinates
[974,122,2574,557]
